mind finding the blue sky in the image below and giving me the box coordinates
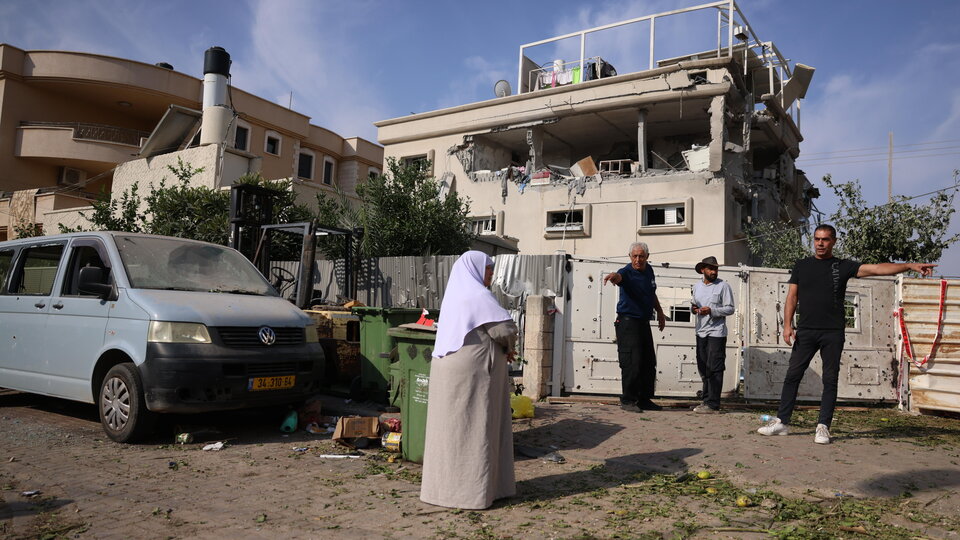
[3,0,959,273]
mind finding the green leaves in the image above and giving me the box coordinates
[745,220,811,269]
[316,157,475,258]
[823,172,960,264]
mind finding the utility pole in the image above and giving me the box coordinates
[887,132,893,202]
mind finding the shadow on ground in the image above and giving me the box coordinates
[512,447,702,503]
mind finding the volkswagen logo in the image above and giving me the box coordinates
[258,326,276,346]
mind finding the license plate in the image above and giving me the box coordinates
[248,375,295,391]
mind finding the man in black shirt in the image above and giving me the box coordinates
[758,224,935,444]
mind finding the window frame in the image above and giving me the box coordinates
[544,205,591,238]
[9,242,67,296]
[322,157,336,186]
[297,149,316,180]
[639,198,694,234]
[264,130,282,156]
[60,239,113,298]
[233,120,251,152]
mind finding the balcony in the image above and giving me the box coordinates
[15,121,150,168]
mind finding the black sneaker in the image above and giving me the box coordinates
[620,402,642,413]
[637,400,663,411]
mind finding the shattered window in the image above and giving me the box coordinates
[655,286,694,324]
[471,216,497,235]
[644,204,685,226]
[546,210,583,232]
[844,293,859,329]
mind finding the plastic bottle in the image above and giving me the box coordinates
[280,410,298,433]
[759,414,773,423]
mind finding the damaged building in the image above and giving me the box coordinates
[376,1,818,263]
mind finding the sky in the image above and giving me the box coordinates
[2,0,959,274]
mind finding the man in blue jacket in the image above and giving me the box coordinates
[603,242,666,412]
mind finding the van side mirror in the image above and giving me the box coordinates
[78,267,118,301]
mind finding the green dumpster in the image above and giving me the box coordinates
[353,307,433,403]
[387,326,436,463]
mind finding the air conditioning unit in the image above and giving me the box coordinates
[59,166,86,186]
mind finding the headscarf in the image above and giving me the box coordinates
[432,251,512,358]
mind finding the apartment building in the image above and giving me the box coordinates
[0,43,382,239]
[375,1,817,264]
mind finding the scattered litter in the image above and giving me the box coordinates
[8,457,16,462]
[20,490,41,498]
[176,433,194,444]
[316,454,361,459]
[834,491,853,498]
[202,442,225,451]
[515,444,564,464]
[292,447,309,453]
[305,422,323,434]
[541,451,566,464]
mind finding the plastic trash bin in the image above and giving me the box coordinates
[353,307,433,403]
[387,326,435,463]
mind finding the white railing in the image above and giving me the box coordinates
[516,0,800,126]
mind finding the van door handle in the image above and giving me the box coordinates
[52,303,64,310]
[34,302,46,309]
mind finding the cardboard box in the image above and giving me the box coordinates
[332,416,380,440]
[570,156,598,177]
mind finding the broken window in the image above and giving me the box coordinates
[656,286,695,323]
[844,293,859,330]
[644,204,684,226]
[545,205,592,238]
[546,209,583,232]
[471,216,497,236]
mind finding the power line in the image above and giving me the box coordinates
[800,138,960,157]
[797,145,960,163]
[798,151,960,167]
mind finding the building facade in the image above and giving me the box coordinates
[0,43,383,239]
[375,1,816,265]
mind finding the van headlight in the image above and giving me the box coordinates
[305,324,319,343]
[148,321,212,343]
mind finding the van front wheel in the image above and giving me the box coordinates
[99,363,153,443]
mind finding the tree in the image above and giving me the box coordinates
[823,172,960,264]
[317,158,474,258]
[60,158,222,240]
[745,220,811,269]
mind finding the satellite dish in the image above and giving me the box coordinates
[494,80,512,98]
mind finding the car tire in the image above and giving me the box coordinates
[99,363,154,443]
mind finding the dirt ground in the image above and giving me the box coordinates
[1,389,959,540]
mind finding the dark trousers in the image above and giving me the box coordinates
[615,315,656,404]
[777,329,845,428]
[695,335,726,409]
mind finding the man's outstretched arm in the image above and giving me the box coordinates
[857,263,936,278]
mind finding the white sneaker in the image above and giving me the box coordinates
[815,423,831,444]
[757,418,788,436]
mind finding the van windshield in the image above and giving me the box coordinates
[115,235,279,296]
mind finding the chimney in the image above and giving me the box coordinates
[199,46,234,146]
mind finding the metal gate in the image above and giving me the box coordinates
[561,259,742,398]
[741,267,898,401]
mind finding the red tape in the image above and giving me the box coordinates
[897,279,948,369]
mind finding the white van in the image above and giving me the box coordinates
[0,232,323,442]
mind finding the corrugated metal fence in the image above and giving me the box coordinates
[311,254,567,310]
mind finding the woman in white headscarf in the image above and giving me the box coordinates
[419,251,518,510]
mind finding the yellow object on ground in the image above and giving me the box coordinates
[510,395,535,419]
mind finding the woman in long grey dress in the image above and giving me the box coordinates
[420,251,518,510]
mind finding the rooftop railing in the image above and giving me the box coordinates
[517,0,800,126]
[20,121,150,147]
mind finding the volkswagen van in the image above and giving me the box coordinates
[0,232,323,442]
